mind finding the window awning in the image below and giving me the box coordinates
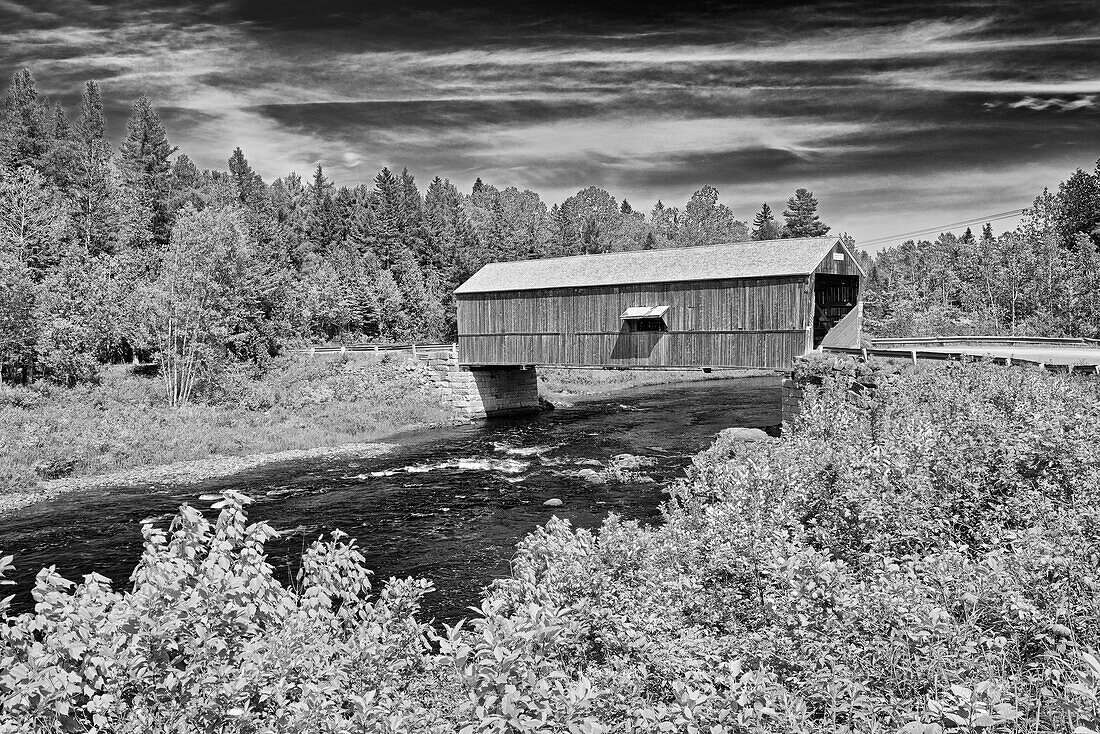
[620,305,669,319]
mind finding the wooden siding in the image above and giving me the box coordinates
[457,275,814,368]
[812,241,864,277]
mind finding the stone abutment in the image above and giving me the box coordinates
[423,351,541,419]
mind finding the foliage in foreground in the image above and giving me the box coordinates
[4,360,1100,732]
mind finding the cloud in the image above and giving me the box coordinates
[1004,95,1097,111]
[1,0,1099,245]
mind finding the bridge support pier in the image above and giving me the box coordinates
[424,352,541,419]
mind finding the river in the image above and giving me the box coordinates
[0,377,779,622]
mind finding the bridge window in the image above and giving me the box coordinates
[621,305,669,333]
[634,317,667,332]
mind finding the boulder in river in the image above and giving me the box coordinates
[543,498,564,507]
[577,468,606,484]
[716,427,772,443]
[611,453,657,470]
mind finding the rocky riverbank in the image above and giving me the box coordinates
[0,442,400,518]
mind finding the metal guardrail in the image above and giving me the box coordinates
[291,343,457,357]
[868,335,1100,348]
[823,345,1100,374]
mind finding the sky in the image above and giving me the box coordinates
[2,0,1099,249]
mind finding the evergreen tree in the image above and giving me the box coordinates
[227,147,266,210]
[72,81,117,254]
[649,200,678,244]
[398,167,427,261]
[168,155,204,213]
[751,202,781,240]
[621,199,633,215]
[0,68,51,173]
[981,222,995,243]
[782,188,830,237]
[304,164,338,254]
[960,227,975,245]
[43,103,77,191]
[118,94,177,245]
[368,167,403,267]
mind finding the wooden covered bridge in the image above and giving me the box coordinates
[444,237,864,415]
[455,236,864,370]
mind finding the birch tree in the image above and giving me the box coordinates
[145,205,251,406]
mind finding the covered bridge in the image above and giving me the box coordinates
[454,236,864,370]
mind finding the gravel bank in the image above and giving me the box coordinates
[0,442,397,518]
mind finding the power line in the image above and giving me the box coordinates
[860,208,1028,247]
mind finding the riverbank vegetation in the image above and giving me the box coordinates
[0,353,449,498]
[4,358,1099,732]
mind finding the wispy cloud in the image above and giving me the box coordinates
[0,0,1098,245]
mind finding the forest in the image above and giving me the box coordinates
[864,166,1100,339]
[0,68,837,404]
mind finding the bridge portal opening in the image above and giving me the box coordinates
[813,274,860,347]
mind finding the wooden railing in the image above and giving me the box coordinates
[290,343,457,357]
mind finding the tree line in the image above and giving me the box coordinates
[0,68,834,401]
[864,162,1100,338]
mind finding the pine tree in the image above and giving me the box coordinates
[621,199,633,215]
[43,103,77,191]
[168,154,203,213]
[398,167,427,260]
[782,188,830,237]
[304,164,338,254]
[0,68,51,172]
[960,227,975,244]
[71,81,117,254]
[778,189,827,238]
[751,202,780,240]
[118,94,177,245]
[228,147,265,210]
[981,222,995,243]
[369,167,403,267]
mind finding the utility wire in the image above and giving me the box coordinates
[860,208,1028,247]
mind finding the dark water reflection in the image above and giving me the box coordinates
[0,377,779,622]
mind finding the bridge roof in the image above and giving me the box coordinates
[455,237,850,294]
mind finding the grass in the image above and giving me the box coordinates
[537,366,774,399]
[0,352,451,494]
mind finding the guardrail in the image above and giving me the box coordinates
[290,343,457,357]
[868,335,1100,348]
[824,345,1100,374]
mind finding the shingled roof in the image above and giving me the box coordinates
[455,237,853,294]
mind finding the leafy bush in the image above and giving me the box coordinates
[0,491,456,732]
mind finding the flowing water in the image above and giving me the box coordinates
[0,377,779,622]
